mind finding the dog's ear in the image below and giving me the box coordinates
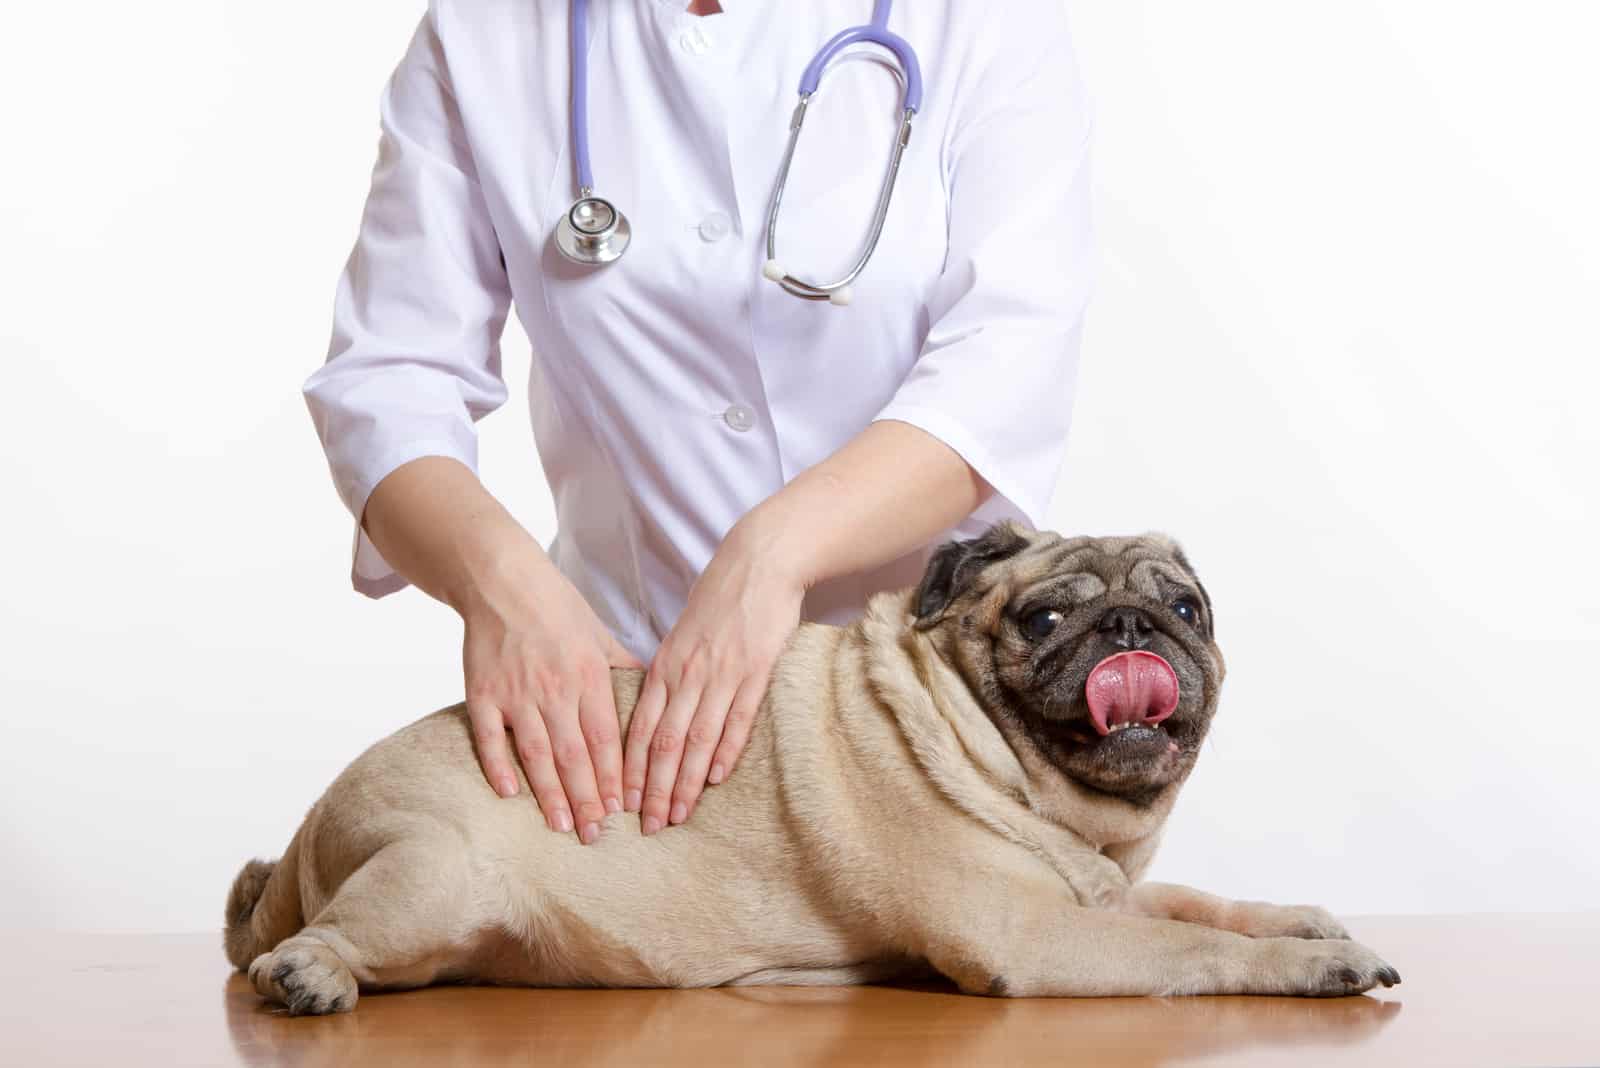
[914,541,969,623]
[914,521,1031,628]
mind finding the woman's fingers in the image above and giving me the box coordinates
[603,633,645,812]
[670,675,740,822]
[622,672,666,813]
[706,667,769,788]
[538,689,608,844]
[639,669,705,835]
[577,661,625,817]
[504,704,573,833]
[458,566,642,845]
[467,699,520,799]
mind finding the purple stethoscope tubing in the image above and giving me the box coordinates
[570,0,594,193]
[797,2,922,113]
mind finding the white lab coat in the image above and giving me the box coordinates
[304,0,1094,662]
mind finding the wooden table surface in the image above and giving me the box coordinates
[5,914,1594,1067]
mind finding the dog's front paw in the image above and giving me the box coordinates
[1228,901,1350,940]
[247,938,358,1015]
[1256,937,1401,997]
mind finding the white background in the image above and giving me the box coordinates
[1,1,1595,933]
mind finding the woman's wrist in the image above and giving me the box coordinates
[731,422,987,596]
[360,456,563,624]
[730,494,825,593]
[449,520,561,623]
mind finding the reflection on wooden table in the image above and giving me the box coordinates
[6,914,1594,1067]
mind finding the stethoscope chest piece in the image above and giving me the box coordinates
[555,191,631,265]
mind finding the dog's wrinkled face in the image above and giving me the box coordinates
[914,522,1224,805]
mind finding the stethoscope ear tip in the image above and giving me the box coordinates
[761,259,853,305]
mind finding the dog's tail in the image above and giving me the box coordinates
[223,827,305,971]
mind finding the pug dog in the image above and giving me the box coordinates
[226,523,1399,1014]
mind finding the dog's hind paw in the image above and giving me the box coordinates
[247,938,358,1016]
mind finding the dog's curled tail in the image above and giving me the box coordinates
[223,831,304,970]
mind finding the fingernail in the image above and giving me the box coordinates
[581,822,600,845]
[604,796,622,815]
[669,801,688,825]
[552,809,573,834]
[624,789,642,812]
[498,776,518,797]
[708,763,725,785]
[642,815,662,836]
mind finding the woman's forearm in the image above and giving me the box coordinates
[361,456,556,619]
[734,419,992,591]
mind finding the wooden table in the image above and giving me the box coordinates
[5,914,1593,1066]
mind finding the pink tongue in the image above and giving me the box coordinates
[1084,651,1180,735]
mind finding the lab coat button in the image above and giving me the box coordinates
[723,404,755,432]
[698,212,732,242]
[679,27,713,55]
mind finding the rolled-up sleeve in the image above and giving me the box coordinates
[872,3,1094,530]
[303,6,512,598]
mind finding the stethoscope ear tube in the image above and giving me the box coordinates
[763,94,916,305]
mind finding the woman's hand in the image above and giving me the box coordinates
[621,519,806,834]
[462,554,643,844]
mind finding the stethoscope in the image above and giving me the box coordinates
[553,0,923,307]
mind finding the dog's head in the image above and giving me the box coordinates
[914,521,1224,805]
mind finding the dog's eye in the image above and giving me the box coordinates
[1171,597,1201,627]
[1023,608,1063,640]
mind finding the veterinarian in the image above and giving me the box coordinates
[303,0,1092,849]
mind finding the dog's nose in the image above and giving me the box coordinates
[1098,605,1156,650]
